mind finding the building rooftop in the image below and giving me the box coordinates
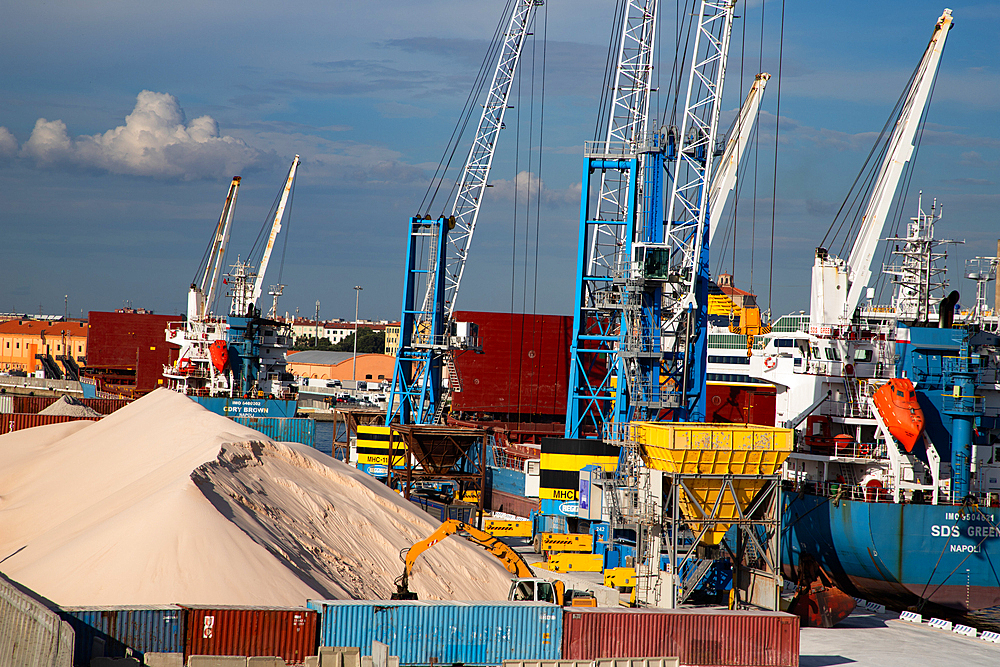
[0,320,89,335]
[286,351,358,365]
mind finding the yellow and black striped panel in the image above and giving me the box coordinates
[357,425,406,467]
[539,437,619,501]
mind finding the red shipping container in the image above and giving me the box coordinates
[0,413,100,435]
[451,311,572,417]
[9,395,131,415]
[562,608,799,667]
[81,398,132,415]
[11,395,58,414]
[182,606,318,665]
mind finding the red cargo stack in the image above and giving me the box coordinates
[451,310,572,418]
[562,608,799,667]
[85,311,181,396]
[0,413,100,435]
[182,606,317,665]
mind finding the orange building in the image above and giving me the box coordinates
[0,319,89,376]
[285,351,395,384]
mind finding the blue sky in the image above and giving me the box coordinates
[1,1,998,322]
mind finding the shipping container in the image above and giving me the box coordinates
[182,606,317,666]
[81,398,132,415]
[451,311,572,417]
[0,413,101,435]
[309,601,562,666]
[12,395,59,414]
[0,394,12,414]
[231,417,316,447]
[1,572,73,667]
[58,605,184,666]
[561,608,798,667]
[8,395,132,415]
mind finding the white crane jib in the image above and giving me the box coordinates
[427,0,541,320]
[251,155,300,308]
[191,176,241,321]
[811,9,952,329]
[708,72,770,247]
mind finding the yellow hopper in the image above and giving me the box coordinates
[632,422,793,545]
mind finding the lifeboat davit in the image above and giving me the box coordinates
[873,378,925,452]
[209,340,229,373]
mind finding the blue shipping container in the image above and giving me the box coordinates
[232,417,316,447]
[58,605,184,665]
[308,601,562,666]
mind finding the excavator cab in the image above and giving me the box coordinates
[508,578,558,603]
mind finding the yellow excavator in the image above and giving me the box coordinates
[391,519,596,606]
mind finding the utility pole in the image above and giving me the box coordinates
[353,286,363,385]
[314,300,320,347]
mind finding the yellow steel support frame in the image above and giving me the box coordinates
[666,472,782,610]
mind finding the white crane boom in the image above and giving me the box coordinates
[841,9,953,319]
[251,155,300,307]
[202,176,240,318]
[430,0,541,319]
[708,72,770,246]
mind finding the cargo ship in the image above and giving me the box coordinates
[163,158,301,419]
[753,196,1000,612]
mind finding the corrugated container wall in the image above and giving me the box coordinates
[0,394,12,413]
[0,413,101,435]
[561,608,799,667]
[451,311,572,417]
[309,601,562,666]
[1,572,73,667]
[58,605,183,666]
[86,311,181,394]
[10,395,132,415]
[182,606,317,666]
[231,417,316,448]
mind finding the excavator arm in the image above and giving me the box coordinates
[393,519,535,599]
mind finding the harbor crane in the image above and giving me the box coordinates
[388,1,543,426]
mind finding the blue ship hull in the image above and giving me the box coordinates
[189,395,297,418]
[784,492,1000,611]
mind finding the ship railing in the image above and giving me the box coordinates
[941,394,985,414]
[827,398,876,420]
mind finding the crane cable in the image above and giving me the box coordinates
[419,0,516,216]
[766,0,786,315]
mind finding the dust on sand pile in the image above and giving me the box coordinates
[0,389,512,606]
[39,395,101,417]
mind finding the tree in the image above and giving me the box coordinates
[333,328,385,354]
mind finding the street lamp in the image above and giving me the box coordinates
[353,286,363,385]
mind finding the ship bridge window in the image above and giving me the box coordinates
[855,349,873,362]
[776,339,795,348]
[824,347,840,361]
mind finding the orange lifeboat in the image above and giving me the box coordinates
[209,340,229,373]
[872,378,925,452]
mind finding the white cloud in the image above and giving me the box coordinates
[20,91,272,180]
[487,171,581,207]
[0,127,18,158]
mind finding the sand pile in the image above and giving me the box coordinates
[0,389,512,606]
[39,395,101,417]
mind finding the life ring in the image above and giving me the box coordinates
[764,355,777,370]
